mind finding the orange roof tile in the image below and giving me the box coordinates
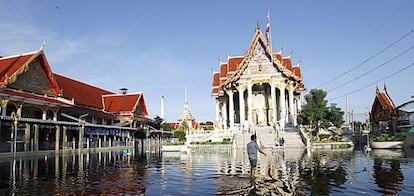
[54,74,114,109]
[228,57,243,72]
[220,63,228,78]
[0,51,60,95]
[273,53,282,62]
[283,57,292,71]
[0,53,34,82]
[292,66,302,78]
[212,72,220,86]
[102,93,148,116]
[371,86,396,113]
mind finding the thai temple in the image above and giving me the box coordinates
[0,45,150,156]
[169,87,200,132]
[370,85,397,134]
[211,26,305,133]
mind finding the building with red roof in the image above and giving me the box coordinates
[211,27,305,131]
[370,85,398,134]
[0,46,150,155]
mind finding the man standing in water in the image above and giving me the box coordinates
[247,134,266,186]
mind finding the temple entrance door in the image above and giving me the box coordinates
[252,83,270,125]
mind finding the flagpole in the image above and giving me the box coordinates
[267,8,273,53]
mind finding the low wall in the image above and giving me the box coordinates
[311,141,354,150]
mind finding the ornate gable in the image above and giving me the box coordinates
[211,26,305,96]
[10,57,57,96]
[1,49,60,96]
[242,40,273,76]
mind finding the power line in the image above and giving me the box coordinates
[329,62,414,101]
[327,44,414,92]
[318,28,414,88]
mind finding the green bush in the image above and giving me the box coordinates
[372,134,406,142]
[319,134,331,140]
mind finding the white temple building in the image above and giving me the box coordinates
[211,26,306,147]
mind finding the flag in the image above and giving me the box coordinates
[266,10,271,44]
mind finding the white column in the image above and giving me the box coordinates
[247,82,253,126]
[271,82,277,125]
[238,86,245,130]
[228,91,234,129]
[1,100,8,116]
[63,127,67,150]
[16,104,22,118]
[279,83,286,128]
[222,101,228,130]
[55,125,60,152]
[293,98,298,126]
[215,100,221,128]
[34,124,39,152]
[42,110,47,120]
[53,111,58,121]
[288,85,294,126]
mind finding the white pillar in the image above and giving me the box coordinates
[42,110,47,120]
[63,127,67,150]
[161,96,165,119]
[34,124,39,152]
[288,85,294,126]
[55,125,60,152]
[271,82,277,125]
[222,101,228,130]
[53,111,58,121]
[1,100,8,116]
[228,91,234,129]
[247,82,253,126]
[215,100,221,129]
[16,104,22,118]
[238,86,245,130]
[279,83,286,128]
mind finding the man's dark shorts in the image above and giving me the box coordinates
[249,159,257,168]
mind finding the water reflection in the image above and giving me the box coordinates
[1,147,414,195]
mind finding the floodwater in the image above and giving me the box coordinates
[1,146,414,195]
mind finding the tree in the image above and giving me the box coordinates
[153,115,164,129]
[298,89,328,128]
[161,123,172,132]
[326,103,345,128]
[173,128,186,141]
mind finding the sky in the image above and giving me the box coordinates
[1,0,414,123]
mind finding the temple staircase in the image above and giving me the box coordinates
[255,126,277,148]
[232,132,250,149]
[282,127,305,148]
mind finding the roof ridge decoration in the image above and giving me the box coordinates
[375,85,396,109]
[224,28,302,87]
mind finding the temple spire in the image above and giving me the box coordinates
[185,84,188,104]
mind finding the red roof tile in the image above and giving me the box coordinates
[0,51,60,95]
[273,53,282,62]
[228,57,243,72]
[292,66,302,78]
[102,93,148,116]
[212,72,220,86]
[283,57,292,71]
[220,63,228,78]
[0,53,35,82]
[54,74,113,109]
